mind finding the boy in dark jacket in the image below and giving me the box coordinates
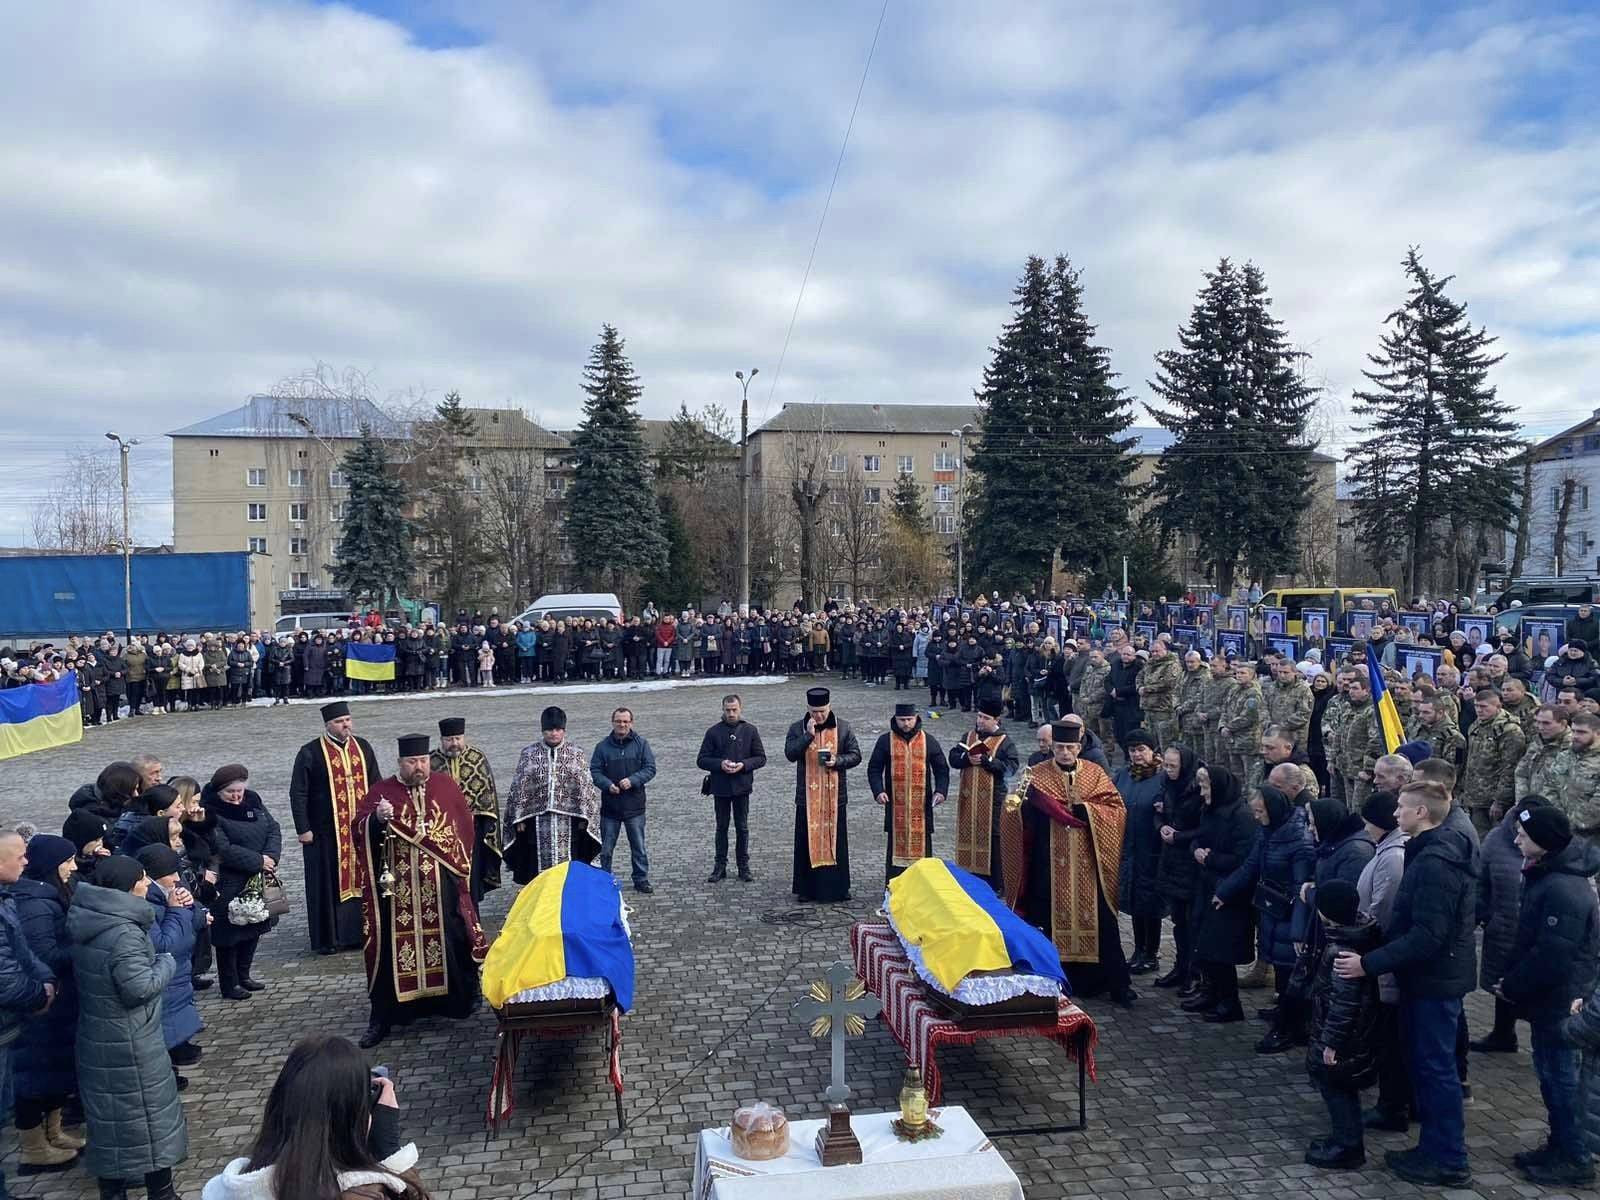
[1496,806,1600,1188]
[1304,880,1382,1170]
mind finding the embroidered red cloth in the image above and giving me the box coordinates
[850,920,1097,1104]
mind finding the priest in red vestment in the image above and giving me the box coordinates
[867,701,949,883]
[355,733,488,1048]
[1005,720,1136,1007]
[947,697,1020,894]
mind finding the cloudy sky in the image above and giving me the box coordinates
[2,0,1596,544]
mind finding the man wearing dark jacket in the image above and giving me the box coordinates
[696,695,767,883]
[591,707,658,893]
[1336,780,1478,1188]
[1567,605,1600,654]
[1494,807,1600,1187]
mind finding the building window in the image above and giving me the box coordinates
[1552,487,1563,511]
[827,453,846,473]
[829,519,843,537]
[935,513,956,534]
[1584,434,1600,452]
[933,483,953,503]
[934,451,958,472]
[208,449,220,458]
[427,568,447,588]
[289,502,308,523]
[330,501,349,521]
[1561,441,1576,456]
[896,454,914,474]
[290,537,308,556]
[247,468,266,488]
[247,503,267,522]
[863,487,881,504]
[1584,486,1592,512]
[247,537,267,553]
[862,454,881,473]
[469,474,484,493]
[290,571,311,590]
[287,468,308,487]
[297,449,308,459]
[329,469,347,488]
[546,478,567,498]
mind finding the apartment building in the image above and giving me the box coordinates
[1505,409,1600,576]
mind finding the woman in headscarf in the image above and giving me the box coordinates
[1153,744,1203,990]
[1307,671,1334,796]
[1114,731,1166,975]
[1183,766,1259,1022]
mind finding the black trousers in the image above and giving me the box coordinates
[1373,1000,1413,1118]
[714,795,751,869]
[1167,898,1195,979]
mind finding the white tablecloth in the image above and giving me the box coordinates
[691,1106,1022,1200]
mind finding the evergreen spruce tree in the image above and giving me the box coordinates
[411,391,488,616]
[565,324,667,594]
[1145,259,1317,596]
[1346,249,1513,596]
[966,256,1055,595]
[333,425,413,609]
[890,472,927,528]
[640,492,700,611]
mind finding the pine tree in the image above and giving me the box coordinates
[565,324,667,595]
[333,426,413,609]
[966,256,1055,595]
[640,492,700,611]
[1145,258,1317,596]
[1346,249,1513,596]
[890,472,927,527]
[411,391,488,615]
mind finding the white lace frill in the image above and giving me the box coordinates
[883,894,1062,1007]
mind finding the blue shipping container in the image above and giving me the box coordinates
[0,552,253,638]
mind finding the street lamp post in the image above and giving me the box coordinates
[735,368,759,614]
[104,432,139,640]
[951,423,974,601]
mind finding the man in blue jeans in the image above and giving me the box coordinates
[591,707,658,894]
[1336,780,1477,1188]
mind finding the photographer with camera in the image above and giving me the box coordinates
[201,1035,428,1200]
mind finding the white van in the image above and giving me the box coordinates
[510,592,624,626]
[274,611,353,634]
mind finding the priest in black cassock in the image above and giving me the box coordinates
[784,687,861,903]
[867,701,949,884]
[289,701,379,954]
[355,733,488,1048]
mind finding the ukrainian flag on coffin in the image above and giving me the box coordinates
[344,642,396,682]
[482,861,635,1012]
[887,858,1066,993]
[0,672,83,761]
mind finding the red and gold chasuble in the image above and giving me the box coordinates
[1020,760,1125,964]
[357,775,488,1003]
[805,726,840,868]
[955,733,1007,875]
[889,730,929,869]
[321,734,370,903]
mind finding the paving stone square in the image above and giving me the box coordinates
[0,676,1583,1198]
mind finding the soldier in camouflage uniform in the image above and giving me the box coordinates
[1558,712,1600,836]
[1514,704,1571,803]
[1217,660,1262,785]
[1413,696,1466,790]
[1460,687,1527,837]
[1076,648,1112,755]
[1338,675,1377,811]
[1199,655,1232,767]
[1174,650,1208,754]
[1138,638,1183,751]
[1388,676,1417,739]
[1432,665,1463,728]
[1501,676,1539,743]
[1246,726,1319,798]
[1261,658,1313,752]
[1321,669,1352,804]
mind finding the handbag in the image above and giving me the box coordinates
[1252,878,1294,921]
[227,873,270,927]
[262,869,291,918]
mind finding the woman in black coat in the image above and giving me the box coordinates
[1154,744,1204,989]
[201,765,282,1002]
[1183,765,1258,1022]
[1307,673,1333,795]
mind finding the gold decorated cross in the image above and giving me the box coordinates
[793,961,881,1105]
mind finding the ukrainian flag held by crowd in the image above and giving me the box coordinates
[0,672,84,760]
[344,641,396,682]
[1366,642,1404,754]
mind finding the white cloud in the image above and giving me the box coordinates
[0,0,1596,545]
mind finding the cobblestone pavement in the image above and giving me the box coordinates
[0,676,1588,1199]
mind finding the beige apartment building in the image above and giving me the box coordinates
[747,401,1338,600]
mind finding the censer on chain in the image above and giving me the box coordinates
[377,822,397,899]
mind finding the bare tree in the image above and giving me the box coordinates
[1509,450,1533,579]
[825,463,885,600]
[1296,489,1338,584]
[780,413,840,611]
[30,450,126,552]
[479,444,547,609]
[1529,465,1590,576]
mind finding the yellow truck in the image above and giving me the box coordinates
[1257,587,1398,638]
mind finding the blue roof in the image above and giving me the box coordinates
[168,395,409,440]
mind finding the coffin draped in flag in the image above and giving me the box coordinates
[482,861,635,1012]
[0,673,83,760]
[344,641,396,682]
[885,857,1066,993]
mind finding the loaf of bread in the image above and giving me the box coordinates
[731,1102,789,1161]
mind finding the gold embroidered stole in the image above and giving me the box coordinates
[955,733,1005,874]
[1032,762,1126,964]
[805,726,840,867]
[889,730,928,868]
[321,735,369,902]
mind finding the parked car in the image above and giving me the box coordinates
[510,592,624,626]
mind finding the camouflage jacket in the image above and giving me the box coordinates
[1262,678,1313,743]
[1139,654,1183,714]
[1557,744,1600,834]
[1246,757,1319,799]
[1461,711,1526,812]
[1218,680,1262,751]
[1514,730,1571,803]
[1077,660,1110,710]
[1415,719,1467,787]
[1432,689,1461,728]
[1175,667,1209,733]
[1200,675,1233,731]
[1503,695,1540,743]
[1321,693,1349,757]
[1337,698,1377,778]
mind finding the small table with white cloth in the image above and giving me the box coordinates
[690,1106,1022,1200]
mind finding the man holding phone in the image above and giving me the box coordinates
[784,687,861,903]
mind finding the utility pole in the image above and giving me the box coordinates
[105,432,139,640]
[735,368,758,614]
[950,423,974,601]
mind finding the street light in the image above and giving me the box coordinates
[950,423,974,601]
[735,368,759,615]
[105,432,140,640]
